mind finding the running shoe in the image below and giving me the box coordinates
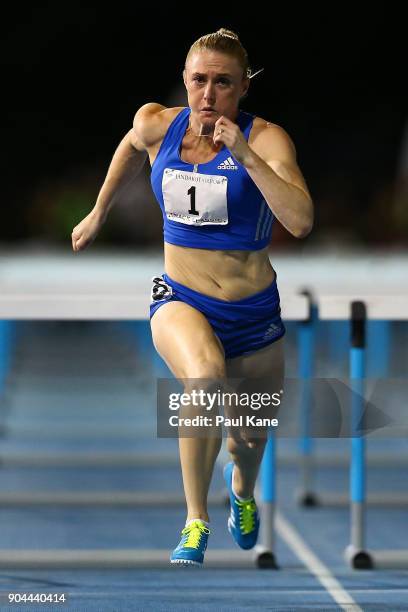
[170,519,210,566]
[223,461,259,549]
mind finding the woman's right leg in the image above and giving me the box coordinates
[151,300,226,523]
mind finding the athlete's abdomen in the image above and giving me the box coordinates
[164,243,275,301]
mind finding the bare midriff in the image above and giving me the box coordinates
[164,243,275,301]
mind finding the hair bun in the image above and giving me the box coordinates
[216,28,239,40]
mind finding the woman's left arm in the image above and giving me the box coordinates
[214,117,314,239]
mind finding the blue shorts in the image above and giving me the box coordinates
[150,273,285,360]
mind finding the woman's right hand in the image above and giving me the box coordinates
[71,209,106,252]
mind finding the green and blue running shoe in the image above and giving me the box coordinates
[170,519,210,566]
[223,461,259,550]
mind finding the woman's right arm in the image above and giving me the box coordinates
[71,103,166,252]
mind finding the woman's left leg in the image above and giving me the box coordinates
[225,337,285,499]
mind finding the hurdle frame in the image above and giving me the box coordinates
[0,287,308,569]
[317,295,408,570]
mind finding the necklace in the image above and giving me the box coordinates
[186,121,213,138]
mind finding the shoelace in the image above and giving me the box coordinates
[236,499,257,534]
[181,521,210,549]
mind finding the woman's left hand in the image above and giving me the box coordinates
[213,116,254,167]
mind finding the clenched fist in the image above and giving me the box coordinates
[71,209,106,252]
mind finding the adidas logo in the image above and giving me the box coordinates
[217,156,238,170]
[263,322,281,340]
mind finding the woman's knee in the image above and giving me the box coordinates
[182,360,227,407]
[186,355,226,380]
[227,435,267,456]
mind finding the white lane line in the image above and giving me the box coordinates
[276,510,362,612]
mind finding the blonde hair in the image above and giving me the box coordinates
[186,28,252,79]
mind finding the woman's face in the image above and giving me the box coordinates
[183,50,249,128]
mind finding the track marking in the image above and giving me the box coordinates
[276,510,362,611]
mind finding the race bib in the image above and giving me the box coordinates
[162,168,228,225]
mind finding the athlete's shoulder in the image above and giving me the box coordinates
[249,116,297,159]
[131,104,186,150]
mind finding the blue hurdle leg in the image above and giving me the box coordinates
[256,429,278,568]
[345,301,373,569]
[297,294,318,506]
[0,321,13,394]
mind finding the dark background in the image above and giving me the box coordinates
[2,4,407,248]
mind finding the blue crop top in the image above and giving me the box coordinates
[150,107,274,250]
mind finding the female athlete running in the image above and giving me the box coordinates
[72,28,313,566]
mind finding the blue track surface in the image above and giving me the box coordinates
[0,321,407,611]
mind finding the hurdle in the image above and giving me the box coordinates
[0,255,308,568]
[274,252,408,507]
[294,307,408,508]
[317,294,408,569]
[254,293,309,568]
